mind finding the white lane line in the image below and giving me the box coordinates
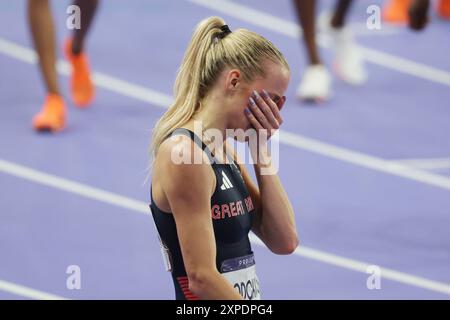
[360,47,450,87]
[1,37,450,191]
[250,234,450,296]
[0,159,147,214]
[1,158,450,296]
[0,38,173,108]
[390,158,450,170]
[195,0,301,38]
[0,279,67,300]
[347,23,400,37]
[280,132,450,190]
[188,0,450,87]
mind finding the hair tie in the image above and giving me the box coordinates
[217,24,232,39]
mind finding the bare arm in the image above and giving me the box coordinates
[157,138,242,300]
[225,139,298,255]
[238,159,298,255]
[240,90,299,254]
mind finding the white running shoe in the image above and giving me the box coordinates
[319,12,368,86]
[296,64,332,102]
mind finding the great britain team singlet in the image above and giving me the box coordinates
[150,128,261,300]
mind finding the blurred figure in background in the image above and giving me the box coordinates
[383,0,450,24]
[408,0,431,30]
[293,0,367,103]
[28,0,99,132]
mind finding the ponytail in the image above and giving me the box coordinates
[150,16,289,160]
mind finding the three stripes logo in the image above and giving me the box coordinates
[220,170,233,190]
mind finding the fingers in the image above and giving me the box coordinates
[244,107,263,131]
[252,90,279,129]
[245,89,285,138]
[248,95,273,130]
[276,96,286,113]
[262,90,283,126]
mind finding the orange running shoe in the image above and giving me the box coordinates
[32,94,66,132]
[438,0,450,19]
[64,38,95,107]
[382,0,411,23]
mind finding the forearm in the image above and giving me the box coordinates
[243,84,297,253]
[253,160,298,253]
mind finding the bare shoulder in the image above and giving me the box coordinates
[154,135,216,200]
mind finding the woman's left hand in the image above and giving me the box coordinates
[244,90,285,168]
[244,89,284,140]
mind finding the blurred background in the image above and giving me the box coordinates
[0,0,449,299]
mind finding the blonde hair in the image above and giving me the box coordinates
[150,16,289,159]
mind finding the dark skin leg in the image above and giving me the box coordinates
[28,0,59,94]
[27,0,99,95]
[71,0,99,55]
[293,0,321,65]
[408,0,430,31]
[330,0,353,29]
[293,0,354,65]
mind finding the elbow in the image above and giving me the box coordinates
[271,233,299,255]
[187,269,215,298]
[279,238,299,255]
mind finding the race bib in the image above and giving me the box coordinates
[220,254,261,300]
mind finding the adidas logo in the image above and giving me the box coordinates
[220,170,233,190]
